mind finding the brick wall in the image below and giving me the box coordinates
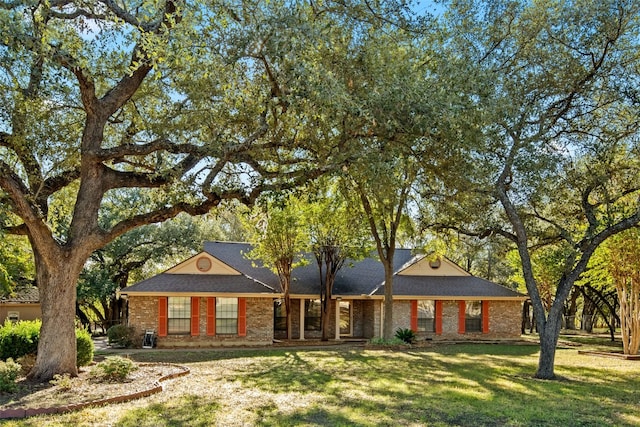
[351,300,365,337]
[392,299,523,341]
[128,296,523,346]
[481,300,522,339]
[127,296,273,348]
[362,300,381,338]
[441,300,460,337]
[391,300,412,332]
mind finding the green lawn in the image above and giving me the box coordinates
[4,337,640,426]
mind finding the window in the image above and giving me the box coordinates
[465,301,482,333]
[196,257,212,272]
[417,300,435,332]
[304,299,321,331]
[168,297,191,335]
[274,299,286,331]
[216,297,238,334]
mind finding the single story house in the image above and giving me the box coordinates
[119,241,526,347]
[0,285,41,323]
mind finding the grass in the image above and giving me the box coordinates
[2,335,639,426]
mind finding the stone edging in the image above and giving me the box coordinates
[0,363,190,420]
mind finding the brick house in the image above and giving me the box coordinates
[119,241,526,347]
[0,286,41,323]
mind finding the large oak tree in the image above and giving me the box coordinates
[0,0,392,380]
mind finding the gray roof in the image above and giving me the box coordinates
[0,286,40,303]
[374,275,524,298]
[123,273,277,294]
[122,241,525,299]
[203,242,418,296]
[203,242,279,287]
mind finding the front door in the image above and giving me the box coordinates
[339,301,352,336]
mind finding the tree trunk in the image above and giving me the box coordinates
[284,280,291,340]
[321,298,330,341]
[383,260,394,340]
[76,303,92,332]
[521,299,532,334]
[320,270,331,341]
[535,309,562,379]
[564,287,579,330]
[28,251,84,381]
[616,274,640,355]
[580,291,596,333]
[107,295,125,328]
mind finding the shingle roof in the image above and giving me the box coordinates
[203,242,418,296]
[123,241,526,300]
[373,275,524,298]
[0,286,40,303]
[203,241,279,286]
[122,273,277,294]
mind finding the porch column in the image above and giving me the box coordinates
[299,299,305,340]
[335,298,341,340]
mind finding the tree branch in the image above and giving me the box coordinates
[97,139,205,161]
[0,160,53,244]
[98,0,181,119]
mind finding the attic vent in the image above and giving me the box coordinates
[196,257,212,272]
[429,258,441,269]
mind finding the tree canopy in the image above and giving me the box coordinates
[0,0,414,380]
[431,0,640,378]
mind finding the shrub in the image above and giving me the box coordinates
[16,354,36,376]
[0,320,94,367]
[106,324,137,348]
[76,327,94,367]
[394,328,416,344]
[0,358,21,392]
[50,373,75,391]
[0,320,40,360]
[368,337,406,346]
[90,356,137,382]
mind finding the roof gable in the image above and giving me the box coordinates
[166,252,241,275]
[397,256,470,277]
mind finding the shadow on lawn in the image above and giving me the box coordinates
[114,395,221,427]
[236,346,639,426]
[116,344,638,426]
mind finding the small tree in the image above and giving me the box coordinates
[246,200,307,339]
[605,229,640,355]
[343,151,419,340]
[304,188,369,340]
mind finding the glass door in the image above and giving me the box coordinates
[339,301,352,336]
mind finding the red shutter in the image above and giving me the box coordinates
[238,298,247,337]
[482,300,490,334]
[458,301,466,334]
[191,297,200,336]
[158,297,168,337]
[206,297,216,336]
[410,300,418,332]
[435,301,443,335]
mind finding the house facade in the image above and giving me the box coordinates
[120,242,526,348]
[0,286,41,324]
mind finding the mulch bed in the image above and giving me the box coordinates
[0,363,189,420]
